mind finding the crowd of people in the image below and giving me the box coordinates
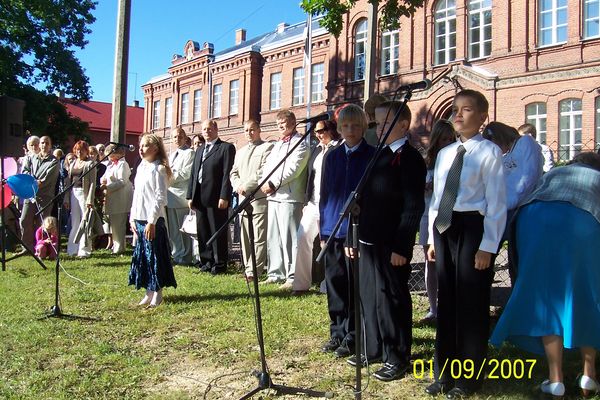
[9,87,599,398]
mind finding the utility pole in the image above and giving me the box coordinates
[110,0,132,143]
[363,0,378,101]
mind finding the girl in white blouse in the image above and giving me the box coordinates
[128,134,176,308]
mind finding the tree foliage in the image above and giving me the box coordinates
[0,0,96,145]
[300,0,425,37]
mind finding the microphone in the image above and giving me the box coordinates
[299,111,333,124]
[397,79,432,92]
[107,142,136,152]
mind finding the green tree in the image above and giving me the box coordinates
[0,0,96,146]
[300,0,425,37]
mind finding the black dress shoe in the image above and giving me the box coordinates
[210,264,226,275]
[373,362,410,382]
[333,341,354,358]
[199,262,212,272]
[445,387,472,399]
[425,381,451,396]
[346,354,382,367]
[321,337,342,353]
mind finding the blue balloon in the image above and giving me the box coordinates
[6,174,38,199]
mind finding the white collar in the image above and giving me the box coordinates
[387,136,407,153]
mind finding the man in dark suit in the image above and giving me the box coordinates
[187,119,236,275]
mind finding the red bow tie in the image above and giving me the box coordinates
[281,135,292,143]
[112,159,119,166]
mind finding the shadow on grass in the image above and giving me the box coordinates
[167,289,317,304]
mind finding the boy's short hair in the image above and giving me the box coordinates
[376,100,412,124]
[454,89,489,114]
[518,123,537,138]
[276,109,296,125]
[337,104,368,133]
[364,94,388,120]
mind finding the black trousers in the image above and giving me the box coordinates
[324,238,355,344]
[359,242,412,365]
[196,204,228,267]
[433,212,494,390]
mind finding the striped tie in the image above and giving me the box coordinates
[435,145,466,234]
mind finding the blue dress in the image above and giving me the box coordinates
[129,217,177,291]
[490,201,600,354]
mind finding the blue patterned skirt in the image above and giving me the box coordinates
[129,217,177,291]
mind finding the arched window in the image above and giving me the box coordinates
[525,102,547,144]
[468,0,492,59]
[354,19,368,80]
[434,0,457,65]
[559,98,582,160]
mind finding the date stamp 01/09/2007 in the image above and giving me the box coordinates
[413,359,538,380]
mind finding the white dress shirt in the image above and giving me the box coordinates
[130,159,169,224]
[428,134,507,253]
[503,135,543,210]
[387,136,407,153]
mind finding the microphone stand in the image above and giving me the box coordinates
[315,90,414,400]
[36,147,118,319]
[207,123,333,399]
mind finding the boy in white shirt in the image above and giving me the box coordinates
[426,90,506,398]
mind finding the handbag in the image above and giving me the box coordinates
[180,210,197,237]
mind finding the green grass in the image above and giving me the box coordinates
[0,249,591,399]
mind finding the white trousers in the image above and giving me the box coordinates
[292,202,319,291]
[166,207,193,264]
[106,212,128,254]
[266,201,302,282]
[67,187,92,256]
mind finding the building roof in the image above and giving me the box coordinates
[63,100,144,134]
[145,17,327,84]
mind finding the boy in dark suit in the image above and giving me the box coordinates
[187,119,236,275]
[320,105,375,358]
[350,101,426,381]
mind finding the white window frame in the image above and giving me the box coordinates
[354,19,368,81]
[526,102,548,144]
[435,0,457,65]
[538,0,568,46]
[180,92,189,125]
[311,63,325,103]
[164,97,172,128]
[292,67,305,106]
[229,80,239,115]
[212,84,222,118]
[193,89,202,122]
[559,98,582,160]
[152,100,160,130]
[584,0,600,38]
[270,72,282,110]
[468,0,492,60]
[381,30,400,75]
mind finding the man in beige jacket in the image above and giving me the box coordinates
[230,120,273,281]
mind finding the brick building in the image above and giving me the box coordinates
[143,0,600,159]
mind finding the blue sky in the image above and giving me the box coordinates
[76,0,308,106]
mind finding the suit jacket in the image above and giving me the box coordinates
[65,159,96,207]
[23,153,59,209]
[230,140,274,214]
[101,158,133,215]
[187,138,235,209]
[260,132,310,203]
[358,141,426,259]
[304,139,340,204]
[168,145,195,208]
